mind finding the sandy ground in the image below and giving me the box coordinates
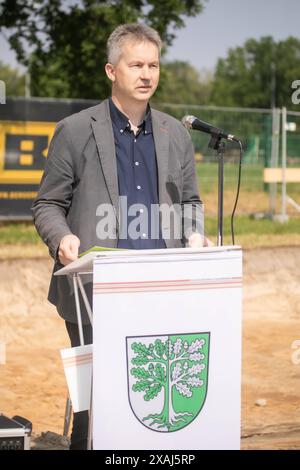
[0,247,300,449]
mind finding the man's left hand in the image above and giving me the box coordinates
[187,233,214,248]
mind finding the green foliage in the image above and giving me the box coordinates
[144,383,162,401]
[0,0,206,99]
[131,355,149,366]
[130,341,167,402]
[132,380,151,392]
[154,339,165,358]
[0,61,25,96]
[131,367,151,379]
[131,342,151,365]
[153,363,165,382]
[154,61,213,105]
[211,36,300,110]
[131,342,149,356]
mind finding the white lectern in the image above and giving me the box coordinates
[56,246,242,450]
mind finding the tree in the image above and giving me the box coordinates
[0,0,207,99]
[154,60,213,105]
[211,36,300,110]
[0,61,25,96]
[130,334,209,431]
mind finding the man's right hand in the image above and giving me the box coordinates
[58,234,80,265]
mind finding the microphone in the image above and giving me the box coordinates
[181,115,239,142]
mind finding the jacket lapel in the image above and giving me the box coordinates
[91,100,119,225]
[152,110,169,205]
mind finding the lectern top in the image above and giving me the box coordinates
[54,246,241,276]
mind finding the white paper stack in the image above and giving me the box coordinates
[60,344,92,412]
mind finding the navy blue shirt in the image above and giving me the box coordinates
[109,98,166,249]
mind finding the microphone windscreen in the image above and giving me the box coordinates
[181,115,195,129]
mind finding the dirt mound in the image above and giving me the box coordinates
[0,258,70,434]
[0,247,300,449]
[31,431,69,450]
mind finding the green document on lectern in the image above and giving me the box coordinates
[79,246,123,257]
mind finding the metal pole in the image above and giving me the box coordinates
[25,73,31,99]
[269,107,280,216]
[72,274,84,346]
[63,274,85,439]
[77,275,93,326]
[217,141,225,246]
[72,273,93,449]
[281,107,287,221]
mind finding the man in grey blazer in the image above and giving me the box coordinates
[32,23,207,449]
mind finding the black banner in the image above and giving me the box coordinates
[0,97,98,219]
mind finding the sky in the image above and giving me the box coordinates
[0,0,300,73]
[165,0,300,71]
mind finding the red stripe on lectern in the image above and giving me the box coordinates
[94,277,241,286]
[93,284,241,294]
[63,361,92,369]
[93,277,242,294]
[63,357,93,366]
[62,353,93,368]
[63,354,92,364]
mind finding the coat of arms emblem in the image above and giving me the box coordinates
[126,333,210,432]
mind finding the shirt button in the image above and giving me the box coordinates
[120,129,123,133]
[145,130,147,134]
[139,208,144,214]
[142,233,147,238]
[134,138,137,143]
[137,185,141,190]
[135,161,139,166]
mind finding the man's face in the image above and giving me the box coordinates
[106,39,160,103]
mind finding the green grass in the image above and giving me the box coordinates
[0,216,299,248]
[196,162,264,193]
[0,222,41,245]
[0,160,299,253]
[196,162,300,195]
[205,215,300,238]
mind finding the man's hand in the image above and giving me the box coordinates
[58,234,80,265]
[187,233,214,248]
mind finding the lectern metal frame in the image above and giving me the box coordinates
[61,270,94,450]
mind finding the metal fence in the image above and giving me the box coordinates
[155,103,300,217]
[1,98,300,219]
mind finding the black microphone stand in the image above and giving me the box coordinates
[207,131,226,246]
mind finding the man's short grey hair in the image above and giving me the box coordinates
[107,23,162,65]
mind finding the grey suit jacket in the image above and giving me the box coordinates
[32,99,202,324]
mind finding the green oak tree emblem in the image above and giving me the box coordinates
[126,333,210,432]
